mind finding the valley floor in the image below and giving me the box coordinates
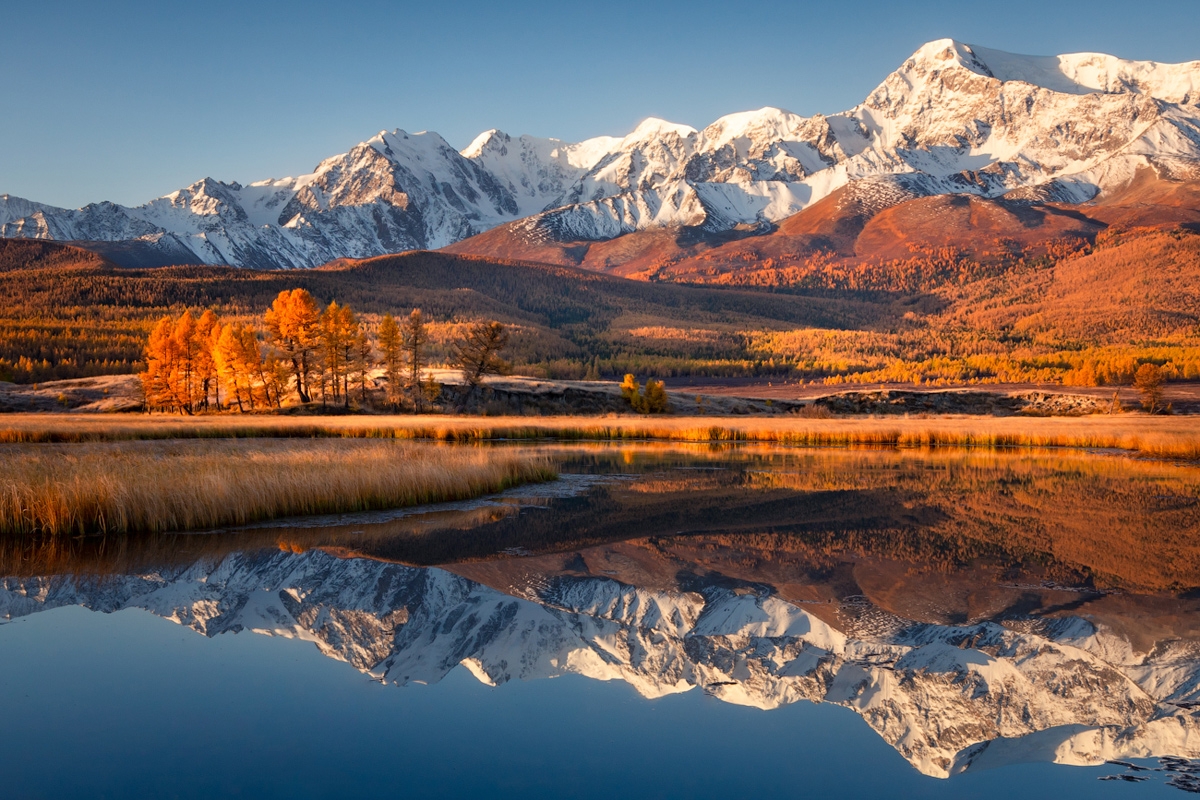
[4,372,1198,416]
[674,377,1200,411]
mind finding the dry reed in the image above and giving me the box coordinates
[0,413,1198,460]
[0,439,555,536]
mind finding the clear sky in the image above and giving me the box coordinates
[4,0,1199,208]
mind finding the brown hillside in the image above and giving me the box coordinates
[443,173,1200,289]
[0,239,114,272]
[853,195,1102,261]
[1085,168,1200,230]
[442,221,770,280]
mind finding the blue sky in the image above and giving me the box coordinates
[4,0,1198,208]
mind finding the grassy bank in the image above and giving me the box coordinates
[0,439,555,536]
[1,413,1199,460]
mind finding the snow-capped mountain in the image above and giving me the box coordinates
[4,548,1200,778]
[4,39,1200,269]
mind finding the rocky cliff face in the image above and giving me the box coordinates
[5,547,1200,778]
[4,39,1200,269]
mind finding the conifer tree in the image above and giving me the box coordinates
[320,301,346,404]
[455,321,509,388]
[141,316,177,412]
[1134,363,1166,413]
[170,311,199,414]
[213,323,247,412]
[339,304,360,406]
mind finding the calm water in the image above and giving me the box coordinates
[3,444,1200,799]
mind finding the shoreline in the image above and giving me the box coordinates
[0,438,556,537]
[1,412,1198,460]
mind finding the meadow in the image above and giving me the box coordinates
[0,438,554,536]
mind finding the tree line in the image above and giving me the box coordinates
[141,288,511,414]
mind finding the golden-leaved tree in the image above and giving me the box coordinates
[377,313,403,409]
[212,322,280,412]
[142,310,223,414]
[265,289,321,403]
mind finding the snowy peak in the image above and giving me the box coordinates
[624,116,698,143]
[460,128,506,159]
[0,194,66,227]
[702,107,804,145]
[900,38,1200,104]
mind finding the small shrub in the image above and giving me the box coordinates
[796,404,833,419]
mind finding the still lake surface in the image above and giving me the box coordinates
[3,443,1200,798]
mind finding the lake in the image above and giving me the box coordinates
[3,443,1200,798]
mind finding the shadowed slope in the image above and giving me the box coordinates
[0,239,115,272]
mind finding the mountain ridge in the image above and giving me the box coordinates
[5,39,1200,271]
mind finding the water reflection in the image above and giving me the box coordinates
[4,444,1200,785]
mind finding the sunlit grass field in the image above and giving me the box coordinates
[1,412,1198,459]
[0,439,554,536]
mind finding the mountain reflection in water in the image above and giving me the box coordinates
[4,444,1200,785]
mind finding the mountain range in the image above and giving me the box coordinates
[4,39,1200,273]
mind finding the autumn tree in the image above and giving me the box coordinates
[265,289,321,403]
[455,321,509,388]
[619,373,641,410]
[319,300,361,406]
[341,306,363,405]
[404,309,430,410]
[319,301,346,404]
[213,323,246,412]
[213,322,269,412]
[140,310,226,414]
[643,378,669,413]
[352,325,373,404]
[377,313,403,409]
[194,309,221,411]
[170,310,199,413]
[263,351,290,410]
[620,373,669,414]
[141,316,178,412]
[1134,363,1165,413]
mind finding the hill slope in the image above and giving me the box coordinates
[0,249,899,383]
[0,231,1196,388]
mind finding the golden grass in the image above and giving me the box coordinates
[1,413,1198,460]
[0,439,555,536]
